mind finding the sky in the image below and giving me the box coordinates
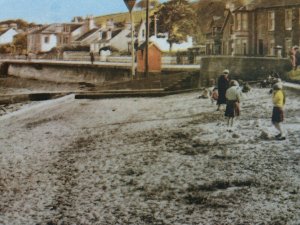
[0,0,168,24]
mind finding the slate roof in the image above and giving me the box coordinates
[69,24,83,32]
[101,28,122,40]
[112,29,122,38]
[28,23,83,35]
[75,28,99,41]
[28,26,50,35]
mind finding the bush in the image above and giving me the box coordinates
[0,44,11,54]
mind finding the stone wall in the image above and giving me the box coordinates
[0,62,9,77]
[7,62,131,84]
[199,56,292,85]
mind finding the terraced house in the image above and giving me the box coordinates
[221,0,300,57]
[27,16,97,54]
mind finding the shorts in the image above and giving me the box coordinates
[272,107,284,123]
[225,101,240,118]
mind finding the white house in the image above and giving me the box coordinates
[90,20,131,53]
[40,33,57,52]
[27,25,59,53]
[110,28,131,52]
[0,28,18,45]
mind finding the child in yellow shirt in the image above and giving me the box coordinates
[271,83,286,140]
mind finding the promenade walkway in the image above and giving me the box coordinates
[0,59,200,71]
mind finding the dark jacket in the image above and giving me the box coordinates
[217,75,229,104]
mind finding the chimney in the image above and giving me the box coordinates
[84,15,96,31]
[106,19,114,30]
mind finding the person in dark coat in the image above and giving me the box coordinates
[294,46,300,70]
[90,52,95,64]
[217,69,230,111]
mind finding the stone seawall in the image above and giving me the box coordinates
[6,61,132,84]
[200,56,292,84]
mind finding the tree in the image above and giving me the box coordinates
[13,34,27,54]
[0,44,11,54]
[0,19,35,31]
[156,0,195,51]
[193,0,226,44]
[135,0,160,9]
[192,0,247,44]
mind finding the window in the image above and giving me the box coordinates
[285,38,292,55]
[258,39,264,55]
[268,11,275,31]
[285,9,293,30]
[44,36,49,43]
[230,24,234,35]
[242,40,248,55]
[63,36,69,44]
[63,25,70,32]
[242,13,248,31]
[236,13,241,31]
[212,27,217,37]
[269,39,275,56]
[236,39,242,54]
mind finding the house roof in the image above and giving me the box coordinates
[221,10,234,33]
[75,28,99,41]
[101,28,122,41]
[0,28,9,36]
[112,29,122,38]
[28,23,83,35]
[28,25,52,35]
[203,15,226,34]
[69,24,83,32]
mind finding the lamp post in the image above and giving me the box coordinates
[145,0,149,77]
[123,0,136,79]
